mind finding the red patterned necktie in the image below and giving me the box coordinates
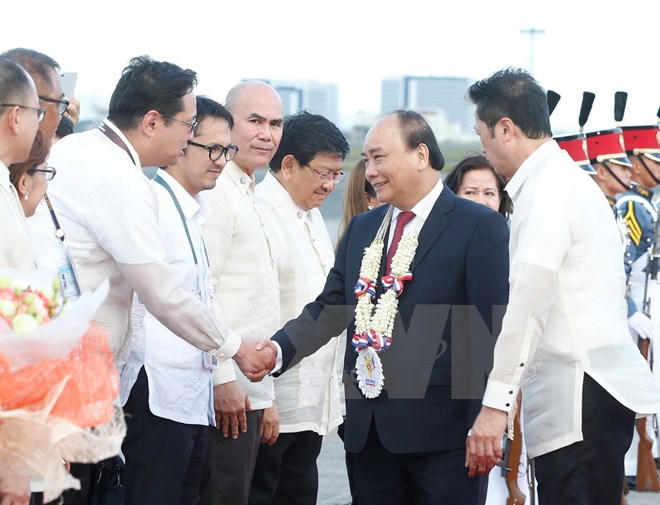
[386,211,415,274]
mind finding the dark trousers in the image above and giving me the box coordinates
[352,421,487,505]
[337,420,358,505]
[199,409,264,505]
[249,431,323,505]
[122,367,208,505]
[534,373,636,505]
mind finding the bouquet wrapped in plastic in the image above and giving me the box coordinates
[0,269,126,502]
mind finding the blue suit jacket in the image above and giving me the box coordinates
[273,187,510,454]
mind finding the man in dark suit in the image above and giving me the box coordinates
[268,110,510,504]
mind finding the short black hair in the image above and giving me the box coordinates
[107,55,198,131]
[0,56,36,105]
[1,48,60,91]
[467,67,552,139]
[194,96,234,132]
[269,111,349,172]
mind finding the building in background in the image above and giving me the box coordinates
[249,80,340,125]
[381,76,474,141]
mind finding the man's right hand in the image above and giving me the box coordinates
[233,339,277,382]
[213,381,251,439]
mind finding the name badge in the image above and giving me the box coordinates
[57,244,81,300]
[203,352,219,370]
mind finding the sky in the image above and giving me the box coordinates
[3,0,658,135]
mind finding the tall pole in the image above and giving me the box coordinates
[520,26,545,75]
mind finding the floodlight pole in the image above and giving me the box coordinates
[520,26,545,75]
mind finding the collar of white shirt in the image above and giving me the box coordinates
[103,119,142,168]
[224,160,256,194]
[259,170,314,230]
[505,139,559,203]
[155,168,210,223]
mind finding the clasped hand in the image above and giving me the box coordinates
[465,406,508,477]
[233,339,277,382]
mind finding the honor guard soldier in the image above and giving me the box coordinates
[585,127,656,337]
[620,118,660,491]
[621,121,660,209]
[558,93,647,336]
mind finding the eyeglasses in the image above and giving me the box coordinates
[39,95,70,116]
[162,114,198,133]
[28,165,57,181]
[0,103,46,122]
[187,140,239,161]
[305,164,345,184]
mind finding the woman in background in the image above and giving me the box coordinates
[444,154,512,220]
[9,127,81,304]
[8,129,52,218]
[338,159,382,242]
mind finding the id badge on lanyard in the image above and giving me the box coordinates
[57,241,81,300]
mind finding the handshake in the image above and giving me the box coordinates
[233,339,278,382]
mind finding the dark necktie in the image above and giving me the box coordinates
[386,211,415,274]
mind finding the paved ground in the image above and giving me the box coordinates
[316,430,658,505]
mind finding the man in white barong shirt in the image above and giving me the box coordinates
[47,57,273,376]
[199,81,283,505]
[250,111,349,505]
[119,97,238,505]
[0,57,40,272]
[466,68,660,505]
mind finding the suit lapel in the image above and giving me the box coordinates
[411,188,455,270]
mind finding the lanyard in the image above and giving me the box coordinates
[43,194,65,241]
[154,173,216,368]
[97,121,136,164]
[153,173,209,269]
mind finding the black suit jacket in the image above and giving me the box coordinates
[273,187,509,454]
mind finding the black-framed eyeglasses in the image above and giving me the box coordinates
[305,164,345,184]
[39,95,70,116]
[187,140,239,161]
[0,103,46,122]
[28,165,57,181]
[162,114,198,133]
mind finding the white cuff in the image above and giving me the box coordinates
[482,378,518,414]
[271,340,283,374]
[213,359,237,385]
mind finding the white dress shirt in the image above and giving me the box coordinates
[203,161,278,410]
[46,120,241,366]
[482,140,660,457]
[256,171,342,434]
[0,162,35,270]
[120,169,215,426]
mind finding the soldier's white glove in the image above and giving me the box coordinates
[628,311,656,340]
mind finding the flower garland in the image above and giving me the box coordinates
[352,232,419,351]
[351,208,420,398]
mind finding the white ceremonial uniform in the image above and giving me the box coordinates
[47,121,241,366]
[119,169,217,426]
[255,171,342,434]
[482,140,660,458]
[202,161,278,408]
[0,162,35,270]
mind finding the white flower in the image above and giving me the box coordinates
[354,230,419,347]
[12,313,39,334]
